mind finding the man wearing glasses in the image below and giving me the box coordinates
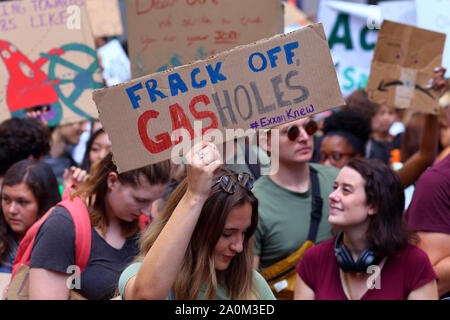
[252,117,338,299]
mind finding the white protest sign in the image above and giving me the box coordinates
[97,39,131,87]
[317,1,379,97]
[379,1,416,26]
[317,0,417,98]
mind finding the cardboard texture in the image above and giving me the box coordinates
[366,20,446,114]
[93,23,345,173]
[0,0,103,126]
[3,264,86,300]
[126,0,284,78]
[85,0,123,38]
[0,272,10,299]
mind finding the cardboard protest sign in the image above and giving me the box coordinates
[366,20,446,114]
[126,0,283,78]
[0,272,10,299]
[93,23,345,172]
[0,0,103,126]
[417,0,450,78]
[85,0,123,38]
[317,1,379,98]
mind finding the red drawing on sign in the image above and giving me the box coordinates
[200,16,212,25]
[186,0,219,6]
[182,18,195,27]
[215,30,238,45]
[240,16,262,26]
[136,0,176,15]
[159,16,172,28]
[141,36,158,51]
[163,35,176,42]
[0,40,101,126]
[187,35,209,46]
[221,18,231,25]
[0,40,61,112]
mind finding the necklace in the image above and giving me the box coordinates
[343,272,353,300]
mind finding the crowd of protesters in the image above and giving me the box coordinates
[1,8,450,302]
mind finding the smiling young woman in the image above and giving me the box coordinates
[294,158,438,300]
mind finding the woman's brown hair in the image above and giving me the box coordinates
[73,153,171,238]
[345,158,413,257]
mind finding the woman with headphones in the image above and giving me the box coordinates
[293,158,438,300]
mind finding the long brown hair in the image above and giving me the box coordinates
[0,160,60,264]
[138,168,259,299]
[345,158,413,257]
[73,153,171,238]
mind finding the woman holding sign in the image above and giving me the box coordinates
[119,142,275,300]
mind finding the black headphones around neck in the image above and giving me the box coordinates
[334,232,381,273]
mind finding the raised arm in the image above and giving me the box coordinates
[125,142,222,300]
[397,67,449,188]
[397,114,439,188]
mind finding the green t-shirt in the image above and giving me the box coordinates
[119,262,275,300]
[252,163,339,270]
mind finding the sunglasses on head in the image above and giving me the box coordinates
[285,119,318,141]
[319,151,355,163]
[212,172,254,194]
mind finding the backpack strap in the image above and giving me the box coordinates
[261,165,323,283]
[58,187,91,272]
[244,143,261,180]
[11,207,55,278]
[11,187,91,278]
[307,166,323,242]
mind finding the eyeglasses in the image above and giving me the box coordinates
[319,151,355,163]
[285,120,318,141]
[212,172,254,194]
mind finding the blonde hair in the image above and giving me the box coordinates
[138,168,259,299]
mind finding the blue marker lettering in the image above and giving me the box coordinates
[126,83,143,109]
[191,67,207,89]
[145,79,167,103]
[284,42,299,65]
[168,73,189,96]
[248,52,267,72]
[206,62,227,84]
[267,46,282,68]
